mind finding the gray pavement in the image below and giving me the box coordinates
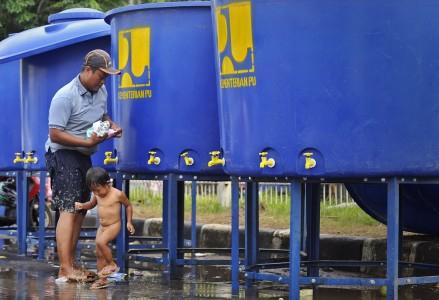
[2,215,439,298]
[0,249,438,299]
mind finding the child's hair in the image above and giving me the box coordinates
[86,167,111,189]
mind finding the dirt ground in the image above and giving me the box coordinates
[133,204,388,238]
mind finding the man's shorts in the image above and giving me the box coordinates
[45,149,91,214]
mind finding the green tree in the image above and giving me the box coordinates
[0,0,131,39]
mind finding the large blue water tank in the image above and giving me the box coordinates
[346,184,439,235]
[0,60,21,171]
[0,8,116,171]
[105,2,222,174]
[211,0,439,177]
[211,0,439,234]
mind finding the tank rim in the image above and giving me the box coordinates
[104,1,210,24]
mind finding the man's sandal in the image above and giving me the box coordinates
[67,270,89,283]
[81,269,99,282]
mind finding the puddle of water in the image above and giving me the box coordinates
[0,250,438,299]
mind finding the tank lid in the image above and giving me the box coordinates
[105,1,210,24]
[0,19,109,63]
[48,8,105,24]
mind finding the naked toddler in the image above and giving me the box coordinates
[75,167,134,289]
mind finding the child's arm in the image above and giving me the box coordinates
[75,195,97,211]
[119,191,135,235]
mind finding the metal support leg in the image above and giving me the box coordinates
[167,174,184,278]
[399,189,404,265]
[301,184,307,254]
[245,181,259,287]
[116,173,128,272]
[305,183,320,277]
[16,171,28,255]
[387,177,399,300]
[290,180,302,300]
[191,181,197,249]
[177,180,184,255]
[190,180,197,280]
[231,177,240,295]
[37,172,47,260]
[162,180,168,264]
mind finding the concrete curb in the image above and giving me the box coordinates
[79,214,439,276]
[137,217,439,276]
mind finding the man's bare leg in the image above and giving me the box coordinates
[56,212,76,277]
[70,213,85,269]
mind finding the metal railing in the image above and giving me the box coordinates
[129,181,354,208]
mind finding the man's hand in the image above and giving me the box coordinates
[127,222,135,235]
[88,132,107,146]
[110,123,122,138]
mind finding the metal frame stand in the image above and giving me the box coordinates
[115,172,129,271]
[305,183,320,278]
[16,171,28,255]
[37,171,47,260]
[0,170,53,259]
[0,171,30,255]
[26,171,58,260]
[117,173,239,277]
[166,173,185,278]
[230,176,439,300]
[231,177,240,294]
[245,181,259,288]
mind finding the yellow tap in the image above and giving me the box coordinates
[24,151,38,164]
[259,152,275,168]
[303,152,316,169]
[208,151,225,167]
[180,152,194,166]
[148,151,161,165]
[104,151,118,165]
[13,152,26,164]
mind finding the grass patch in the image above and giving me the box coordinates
[320,204,385,237]
[184,196,226,214]
[131,191,386,237]
[321,204,379,227]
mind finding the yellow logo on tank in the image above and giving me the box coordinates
[117,27,152,99]
[216,1,256,88]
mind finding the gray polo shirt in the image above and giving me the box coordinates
[45,75,108,156]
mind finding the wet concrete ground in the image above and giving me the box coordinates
[1,249,439,299]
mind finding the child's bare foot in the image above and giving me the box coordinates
[98,263,119,277]
[90,277,110,289]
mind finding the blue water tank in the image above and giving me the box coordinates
[346,184,439,235]
[0,60,21,171]
[211,0,439,234]
[0,8,116,171]
[105,2,222,174]
[211,0,439,177]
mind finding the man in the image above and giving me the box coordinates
[45,49,121,282]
